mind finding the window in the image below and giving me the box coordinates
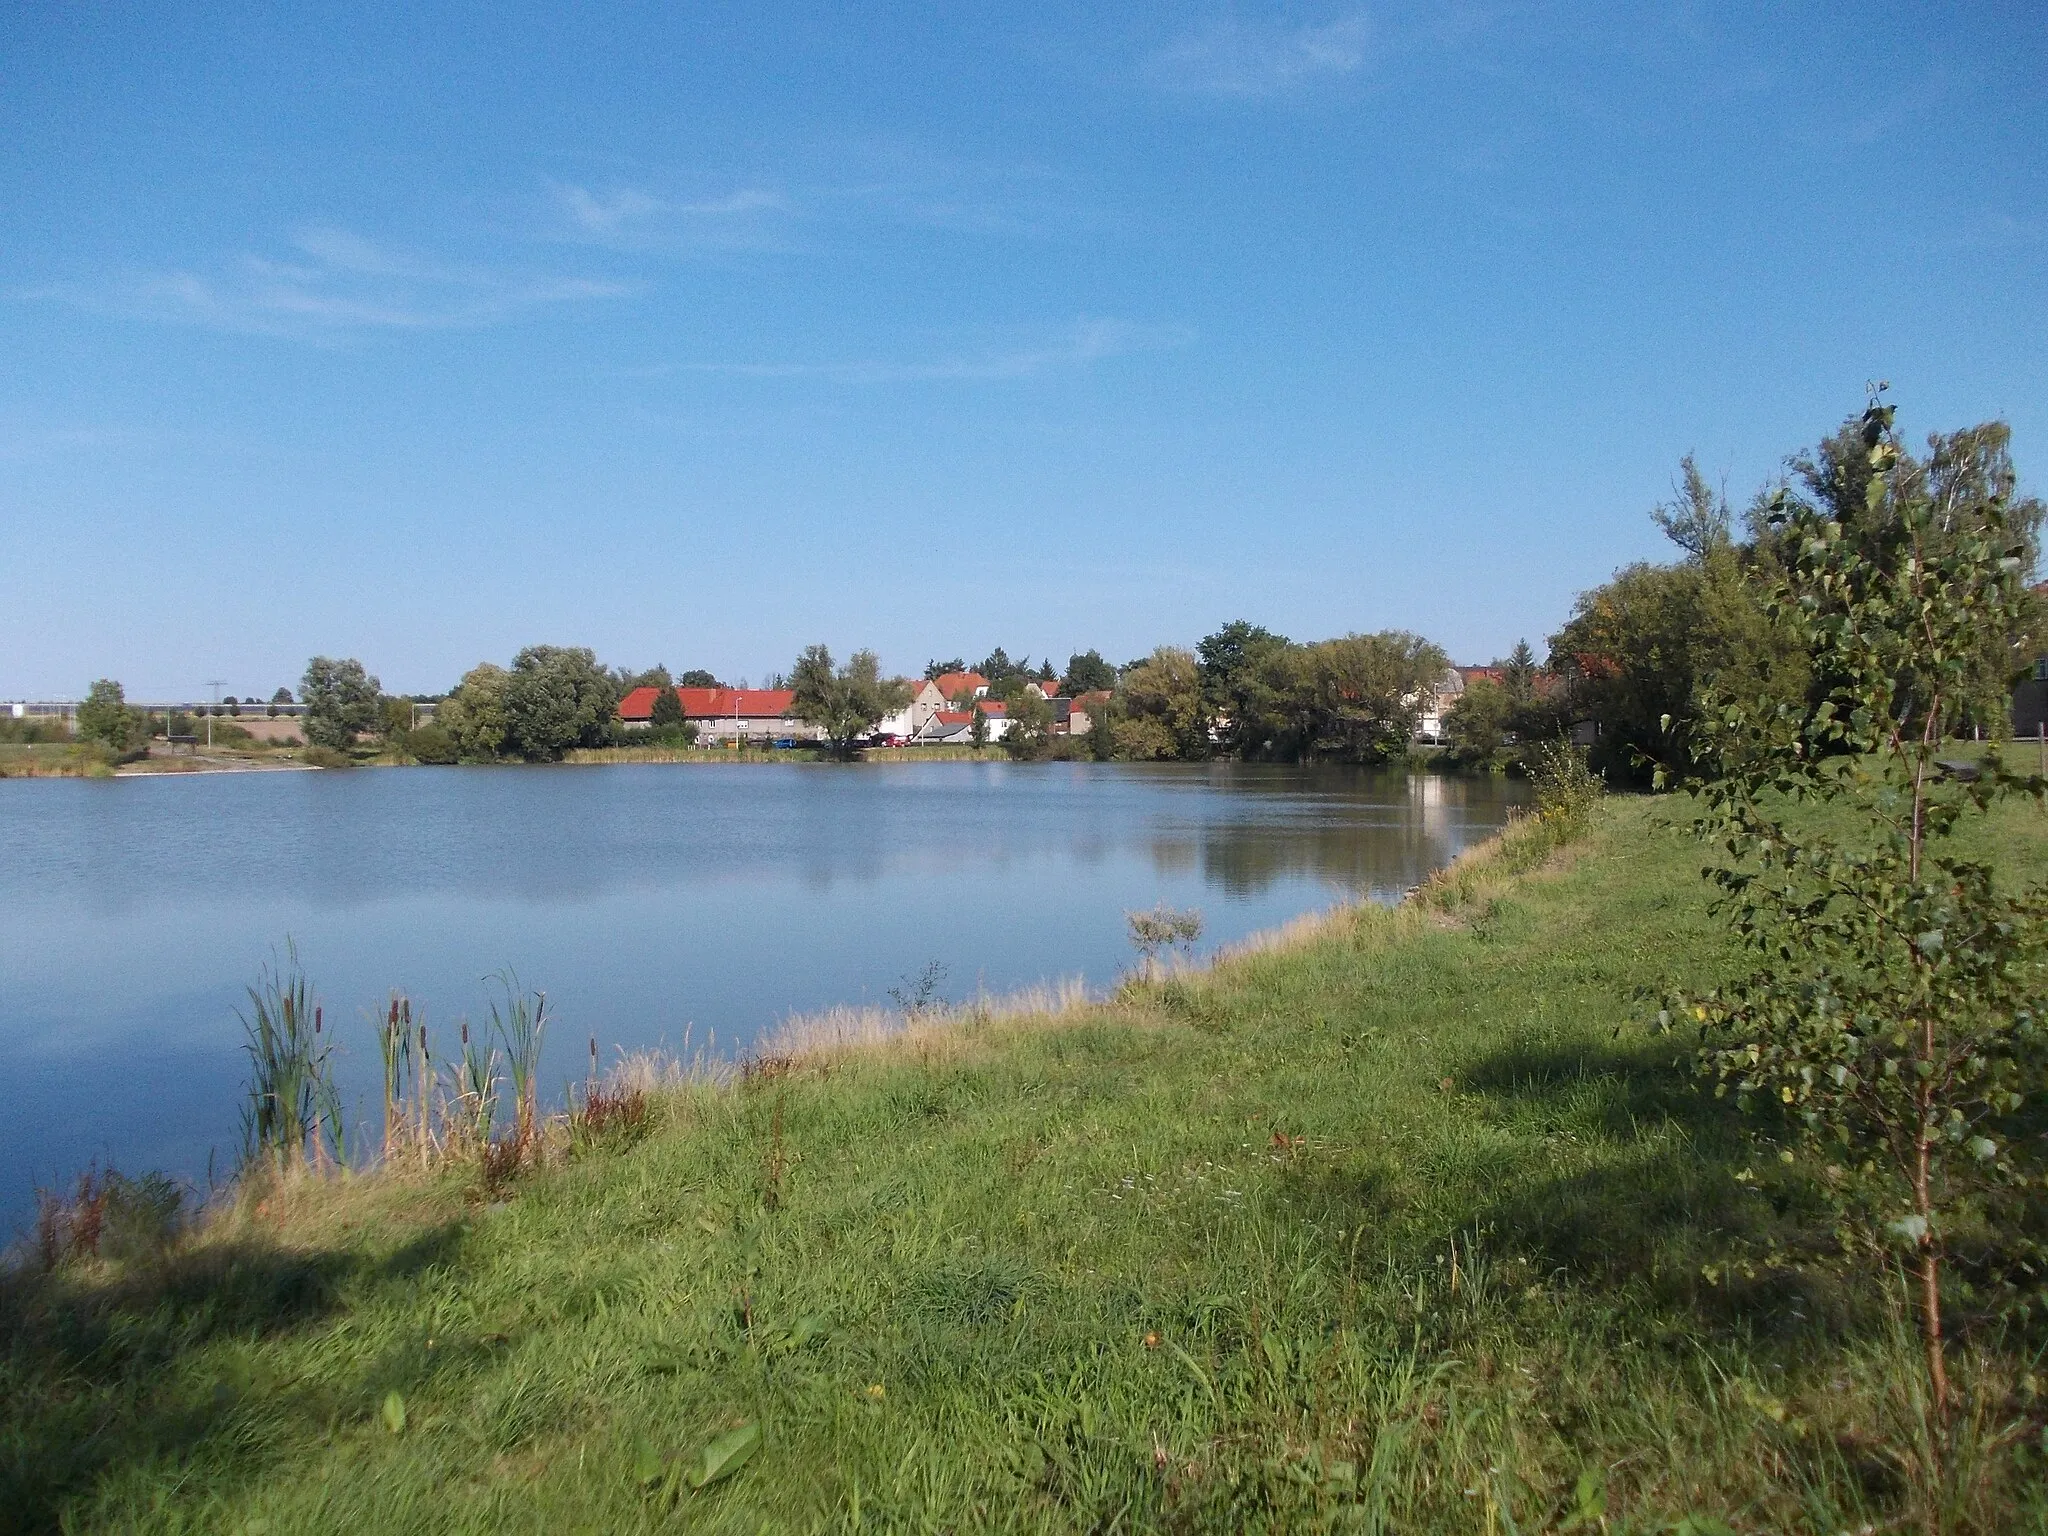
[2035,657,2048,682]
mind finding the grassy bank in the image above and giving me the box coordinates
[0,742,118,778]
[7,798,2047,1533]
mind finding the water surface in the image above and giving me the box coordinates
[0,761,1524,1227]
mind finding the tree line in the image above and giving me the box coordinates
[61,397,2040,775]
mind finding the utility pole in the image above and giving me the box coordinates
[204,679,225,750]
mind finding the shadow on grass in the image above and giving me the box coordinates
[1458,1035,1858,1340]
[0,1221,467,1532]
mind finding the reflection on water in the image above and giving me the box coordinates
[0,762,1524,1226]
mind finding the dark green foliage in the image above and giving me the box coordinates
[924,657,967,681]
[1197,620,1290,756]
[647,684,685,730]
[1684,393,2048,1413]
[973,646,1032,684]
[503,645,620,760]
[1061,649,1117,696]
[300,657,381,750]
[400,722,459,764]
[677,669,721,688]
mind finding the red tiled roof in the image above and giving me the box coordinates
[1071,690,1112,709]
[678,687,797,719]
[932,671,988,701]
[1036,681,1060,696]
[934,710,974,726]
[619,685,797,721]
[978,701,1008,717]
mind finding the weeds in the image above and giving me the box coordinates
[1127,904,1204,977]
[31,1167,185,1269]
[888,960,949,1016]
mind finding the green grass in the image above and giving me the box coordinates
[6,798,2048,1533]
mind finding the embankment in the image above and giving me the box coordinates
[5,797,2044,1533]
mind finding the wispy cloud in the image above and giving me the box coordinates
[26,226,632,339]
[675,318,1194,384]
[547,179,791,247]
[1145,11,1375,97]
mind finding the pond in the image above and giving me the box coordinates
[0,761,1526,1229]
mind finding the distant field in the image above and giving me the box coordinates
[6,795,2045,1532]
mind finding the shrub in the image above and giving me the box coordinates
[402,722,459,764]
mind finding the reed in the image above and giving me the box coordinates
[235,943,339,1172]
[452,1015,501,1148]
[374,994,413,1162]
[487,971,548,1148]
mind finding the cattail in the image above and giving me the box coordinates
[314,1005,322,1035]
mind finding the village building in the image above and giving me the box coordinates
[930,671,989,705]
[617,686,824,744]
[874,678,945,741]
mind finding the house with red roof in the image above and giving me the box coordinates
[875,678,945,742]
[931,670,989,705]
[1066,689,1112,737]
[617,686,822,744]
[914,700,1009,745]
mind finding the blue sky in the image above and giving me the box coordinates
[3,2,2044,698]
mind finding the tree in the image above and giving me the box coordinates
[1114,646,1208,760]
[1650,454,1733,558]
[502,646,620,760]
[648,684,686,732]
[678,669,722,688]
[1684,393,2048,1417]
[77,679,144,753]
[1003,688,1055,758]
[438,664,513,759]
[300,657,380,750]
[1261,632,1447,763]
[1198,620,1291,757]
[271,687,293,705]
[789,645,909,758]
[1444,676,1511,759]
[1061,649,1117,696]
[975,647,1029,685]
[924,658,966,681]
[1502,640,1538,707]
[1551,476,1807,784]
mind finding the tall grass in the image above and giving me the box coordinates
[486,970,547,1148]
[236,943,341,1172]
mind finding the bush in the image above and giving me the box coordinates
[299,745,352,769]
[402,722,460,764]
